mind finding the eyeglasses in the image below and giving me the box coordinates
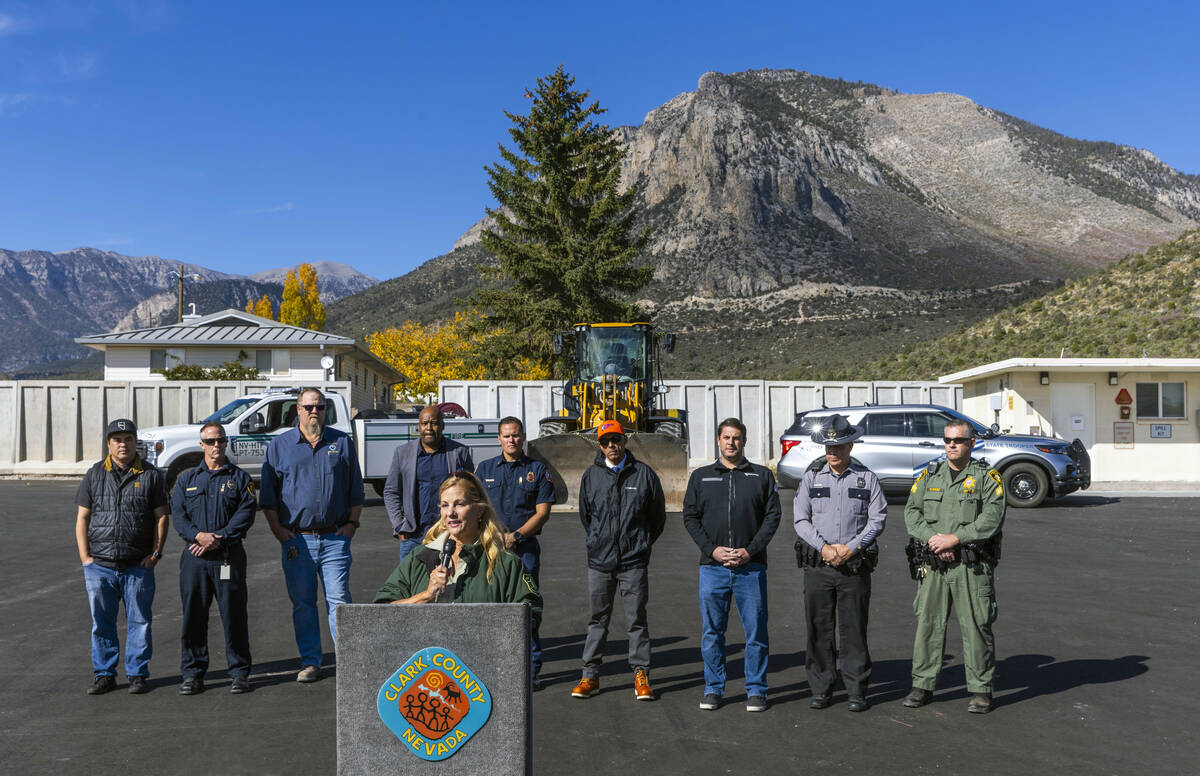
[943,436,972,445]
[598,436,626,447]
[300,404,326,413]
[200,437,229,446]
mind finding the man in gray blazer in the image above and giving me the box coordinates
[383,405,474,560]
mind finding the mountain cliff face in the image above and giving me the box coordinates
[250,261,378,302]
[335,69,1198,377]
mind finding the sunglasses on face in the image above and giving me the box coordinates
[599,436,625,447]
[200,437,229,446]
[300,404,326,413]
[943,437,972,445]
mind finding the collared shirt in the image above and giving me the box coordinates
[416,445,450,531]
[793,462,887,553]
[170,461,257,544]
[604,454,628,475]
[260,426,364,530]
[476,453,556,533]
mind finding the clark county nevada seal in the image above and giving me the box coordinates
[377,647,492,761]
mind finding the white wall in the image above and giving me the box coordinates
[440,380,961,465]
[0,380,351,475]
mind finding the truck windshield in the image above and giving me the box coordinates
[578,329,647,382]
[203,398,257,425]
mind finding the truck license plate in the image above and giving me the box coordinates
[232,438,267,458]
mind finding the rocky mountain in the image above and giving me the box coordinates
[0,248,377,374]
[250,261,378,302]
[328,69,1200,378]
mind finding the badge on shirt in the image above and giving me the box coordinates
[963,476,976,493]
[328,444,339,455]
[857,477,865,489]
[526,471,535,483]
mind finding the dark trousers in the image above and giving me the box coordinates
[515,539,543,675]
[179,543,251,679]
[803,564,872,697]
[582,564,650,678]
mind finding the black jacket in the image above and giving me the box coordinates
[578,450,666,572]
[80,456,167,563]
[170,462,257,545]
[682,458,782,566]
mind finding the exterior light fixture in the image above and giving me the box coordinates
[1040,371,1050,385]
[1108,372,1118,386]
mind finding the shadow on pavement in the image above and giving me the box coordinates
[995,653,1150,707]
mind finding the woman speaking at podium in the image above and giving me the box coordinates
[373,471,542,626]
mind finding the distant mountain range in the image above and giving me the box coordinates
[0,248,378,375]
[326,69,1200,378]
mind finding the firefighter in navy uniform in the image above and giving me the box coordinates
[902,418,1005,714]
[792,414,886,712]
[170,421,257,695]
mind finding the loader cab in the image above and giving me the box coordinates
[575,324,650,383]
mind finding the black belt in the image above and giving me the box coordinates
[295,525,337,535]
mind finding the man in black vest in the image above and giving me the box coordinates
[75,419,170,695]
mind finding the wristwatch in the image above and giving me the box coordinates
[348,520,361,528]
[152,551,163,560]
[512,530,523,543]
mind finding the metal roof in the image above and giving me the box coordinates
[940,357,1200,383]
[76,309,354,348]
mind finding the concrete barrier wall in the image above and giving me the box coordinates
[0,380,351,475]
[439,380,961,465]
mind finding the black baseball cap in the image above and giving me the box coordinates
[105,418,137,437]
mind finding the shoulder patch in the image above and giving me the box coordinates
[910,469,927,494]
[988,469,1002,486]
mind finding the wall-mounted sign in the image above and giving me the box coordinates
[1071,414,1085,431]
[1115,389,1133,405]
[377,646,492,762]
[1114,422,1134,449]
[1150,424,1172,439]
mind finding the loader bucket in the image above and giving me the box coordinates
[528,430,689,511]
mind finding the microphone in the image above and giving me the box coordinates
[440,539,457,571]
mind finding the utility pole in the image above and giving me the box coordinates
[176,265,200,322]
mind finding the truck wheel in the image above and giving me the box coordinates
[167,454,203,492]
[1003,462,1049,508]
[654,420,686,440]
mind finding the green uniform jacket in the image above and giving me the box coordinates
[904,458,1005,543]
[372,540,543,630]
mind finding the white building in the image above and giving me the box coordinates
[75,309,404,413]
[941,358,1200,483]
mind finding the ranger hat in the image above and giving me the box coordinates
[105,418,137,437]
[810,414,863,446]
[596,420,625,439]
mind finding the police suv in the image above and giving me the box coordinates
[775,404,1090,508]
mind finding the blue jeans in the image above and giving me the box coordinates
[83,562,155,678]
[699,562,769,697]
[280,533,352,667]
[396,536,423,561]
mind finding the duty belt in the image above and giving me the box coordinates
[905,535,1002,580]
[794,540,879,573]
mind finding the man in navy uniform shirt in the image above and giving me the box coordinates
[475,416,556,683]
[171,421,257,695]
[260,387,364,683]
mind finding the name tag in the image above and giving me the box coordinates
[186,486,198,492]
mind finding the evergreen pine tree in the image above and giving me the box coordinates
[470,65,650,375]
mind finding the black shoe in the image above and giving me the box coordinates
[87,675,116,695]
[179,677,205,695]
[967,694,993,714]
[902,688,932,708]
[230,677,251,694]
[809,694,831,710]
[128,676,150,694]
[847,696,869,712]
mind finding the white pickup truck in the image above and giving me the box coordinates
[136,387,500,494]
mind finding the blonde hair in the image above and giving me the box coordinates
[422,471,504,583]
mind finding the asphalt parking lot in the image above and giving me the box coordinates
[2,480,1197,775]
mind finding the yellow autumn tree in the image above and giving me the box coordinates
[245,294,275,319]
[367,312,490,401]
[279,263,326,330]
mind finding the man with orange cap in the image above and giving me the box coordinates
[571,420,666,702]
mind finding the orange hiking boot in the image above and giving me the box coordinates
[633,668,654,701]
[571,677,599,698]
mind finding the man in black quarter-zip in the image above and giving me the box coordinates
[682,417,782,713]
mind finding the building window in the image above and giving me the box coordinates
[273,349,290,376]
[256,350,272,374]
[1136,382,1185,419]
[150,349,166,370]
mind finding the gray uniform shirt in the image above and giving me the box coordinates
[793,462,887,554]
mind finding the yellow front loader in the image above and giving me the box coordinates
[528,323,689,509]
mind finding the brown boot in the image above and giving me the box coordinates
[902,688,932,708]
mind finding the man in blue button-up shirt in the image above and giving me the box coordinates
[260,387,364,683]
[170,421,257,695]
[476,416,556,682]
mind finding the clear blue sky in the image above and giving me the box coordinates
[2,0,1196,281]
